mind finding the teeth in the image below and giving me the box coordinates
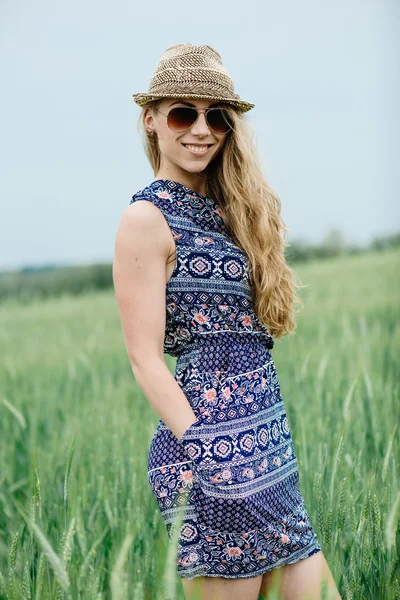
[184,144,209,153]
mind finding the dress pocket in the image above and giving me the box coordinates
[176,369,221,448]
[178,409,212,447]
[179,422,296,500]
[179,415,202,442]
[179,429,272,535]
[192,452,270,500]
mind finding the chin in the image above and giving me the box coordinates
[180,160,212,173]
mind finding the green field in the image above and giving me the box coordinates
[0,248,399,599]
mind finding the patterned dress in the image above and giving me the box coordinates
[130,179,322,580]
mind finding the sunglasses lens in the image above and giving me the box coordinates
[207,108,233,134]
[167,107,198,131]
[166,106,233,134]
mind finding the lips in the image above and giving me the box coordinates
[182,143,213,155]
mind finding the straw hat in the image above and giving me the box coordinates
[132,43,255,113]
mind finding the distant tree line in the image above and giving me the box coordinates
[0,263,112,304]
[1,229,399,304]
[286,229,400,263]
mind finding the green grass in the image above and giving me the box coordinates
[0,248,399,599]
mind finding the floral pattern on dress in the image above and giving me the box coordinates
[131,179,322,579]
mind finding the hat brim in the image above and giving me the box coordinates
[132,92,255,113]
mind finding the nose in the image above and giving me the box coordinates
[190,111,211,136]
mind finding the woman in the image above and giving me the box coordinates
[113,44,341,600]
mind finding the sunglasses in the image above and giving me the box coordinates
[155,105,234,135]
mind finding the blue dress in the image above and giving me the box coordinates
[130,179,322,579]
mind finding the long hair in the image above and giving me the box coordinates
[136,101,304,339]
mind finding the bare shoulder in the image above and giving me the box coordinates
[117,198,167,232]
[116,200,171,242]
[114,199,174,261]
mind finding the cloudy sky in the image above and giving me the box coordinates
[0,0,398,270]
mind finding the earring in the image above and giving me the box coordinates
[147,129,155,135]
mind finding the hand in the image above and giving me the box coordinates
[177,414,210,463]
[177,414,200,443]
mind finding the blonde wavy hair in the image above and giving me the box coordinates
[137,101,304,339]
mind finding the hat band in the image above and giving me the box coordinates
[149,70,240,100]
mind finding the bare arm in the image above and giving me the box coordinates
[112,200,197,441]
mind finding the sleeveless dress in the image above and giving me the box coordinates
[130,179,322,580]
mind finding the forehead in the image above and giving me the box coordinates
[160,98,224,109]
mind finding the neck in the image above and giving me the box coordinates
[154,166,208,196]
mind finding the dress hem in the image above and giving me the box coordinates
[177,543,322,580]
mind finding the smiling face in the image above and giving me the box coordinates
[143,98,229,190]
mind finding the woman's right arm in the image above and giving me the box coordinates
[112,200,198,441]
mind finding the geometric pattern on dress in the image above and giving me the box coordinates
[130,179,322,579]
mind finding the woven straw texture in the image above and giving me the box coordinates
[132,43,255,113]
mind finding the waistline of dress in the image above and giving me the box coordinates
[174,330,274,366]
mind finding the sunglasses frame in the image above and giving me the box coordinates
[154,105,234,135]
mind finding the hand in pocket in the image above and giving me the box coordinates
[178,412,205,441]
[177,410,213,461]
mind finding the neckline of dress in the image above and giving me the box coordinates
[150,178,210,201]
[148,178,224,224]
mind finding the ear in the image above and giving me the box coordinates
[143,107,156,131]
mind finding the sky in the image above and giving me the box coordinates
[0,0,398,270]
